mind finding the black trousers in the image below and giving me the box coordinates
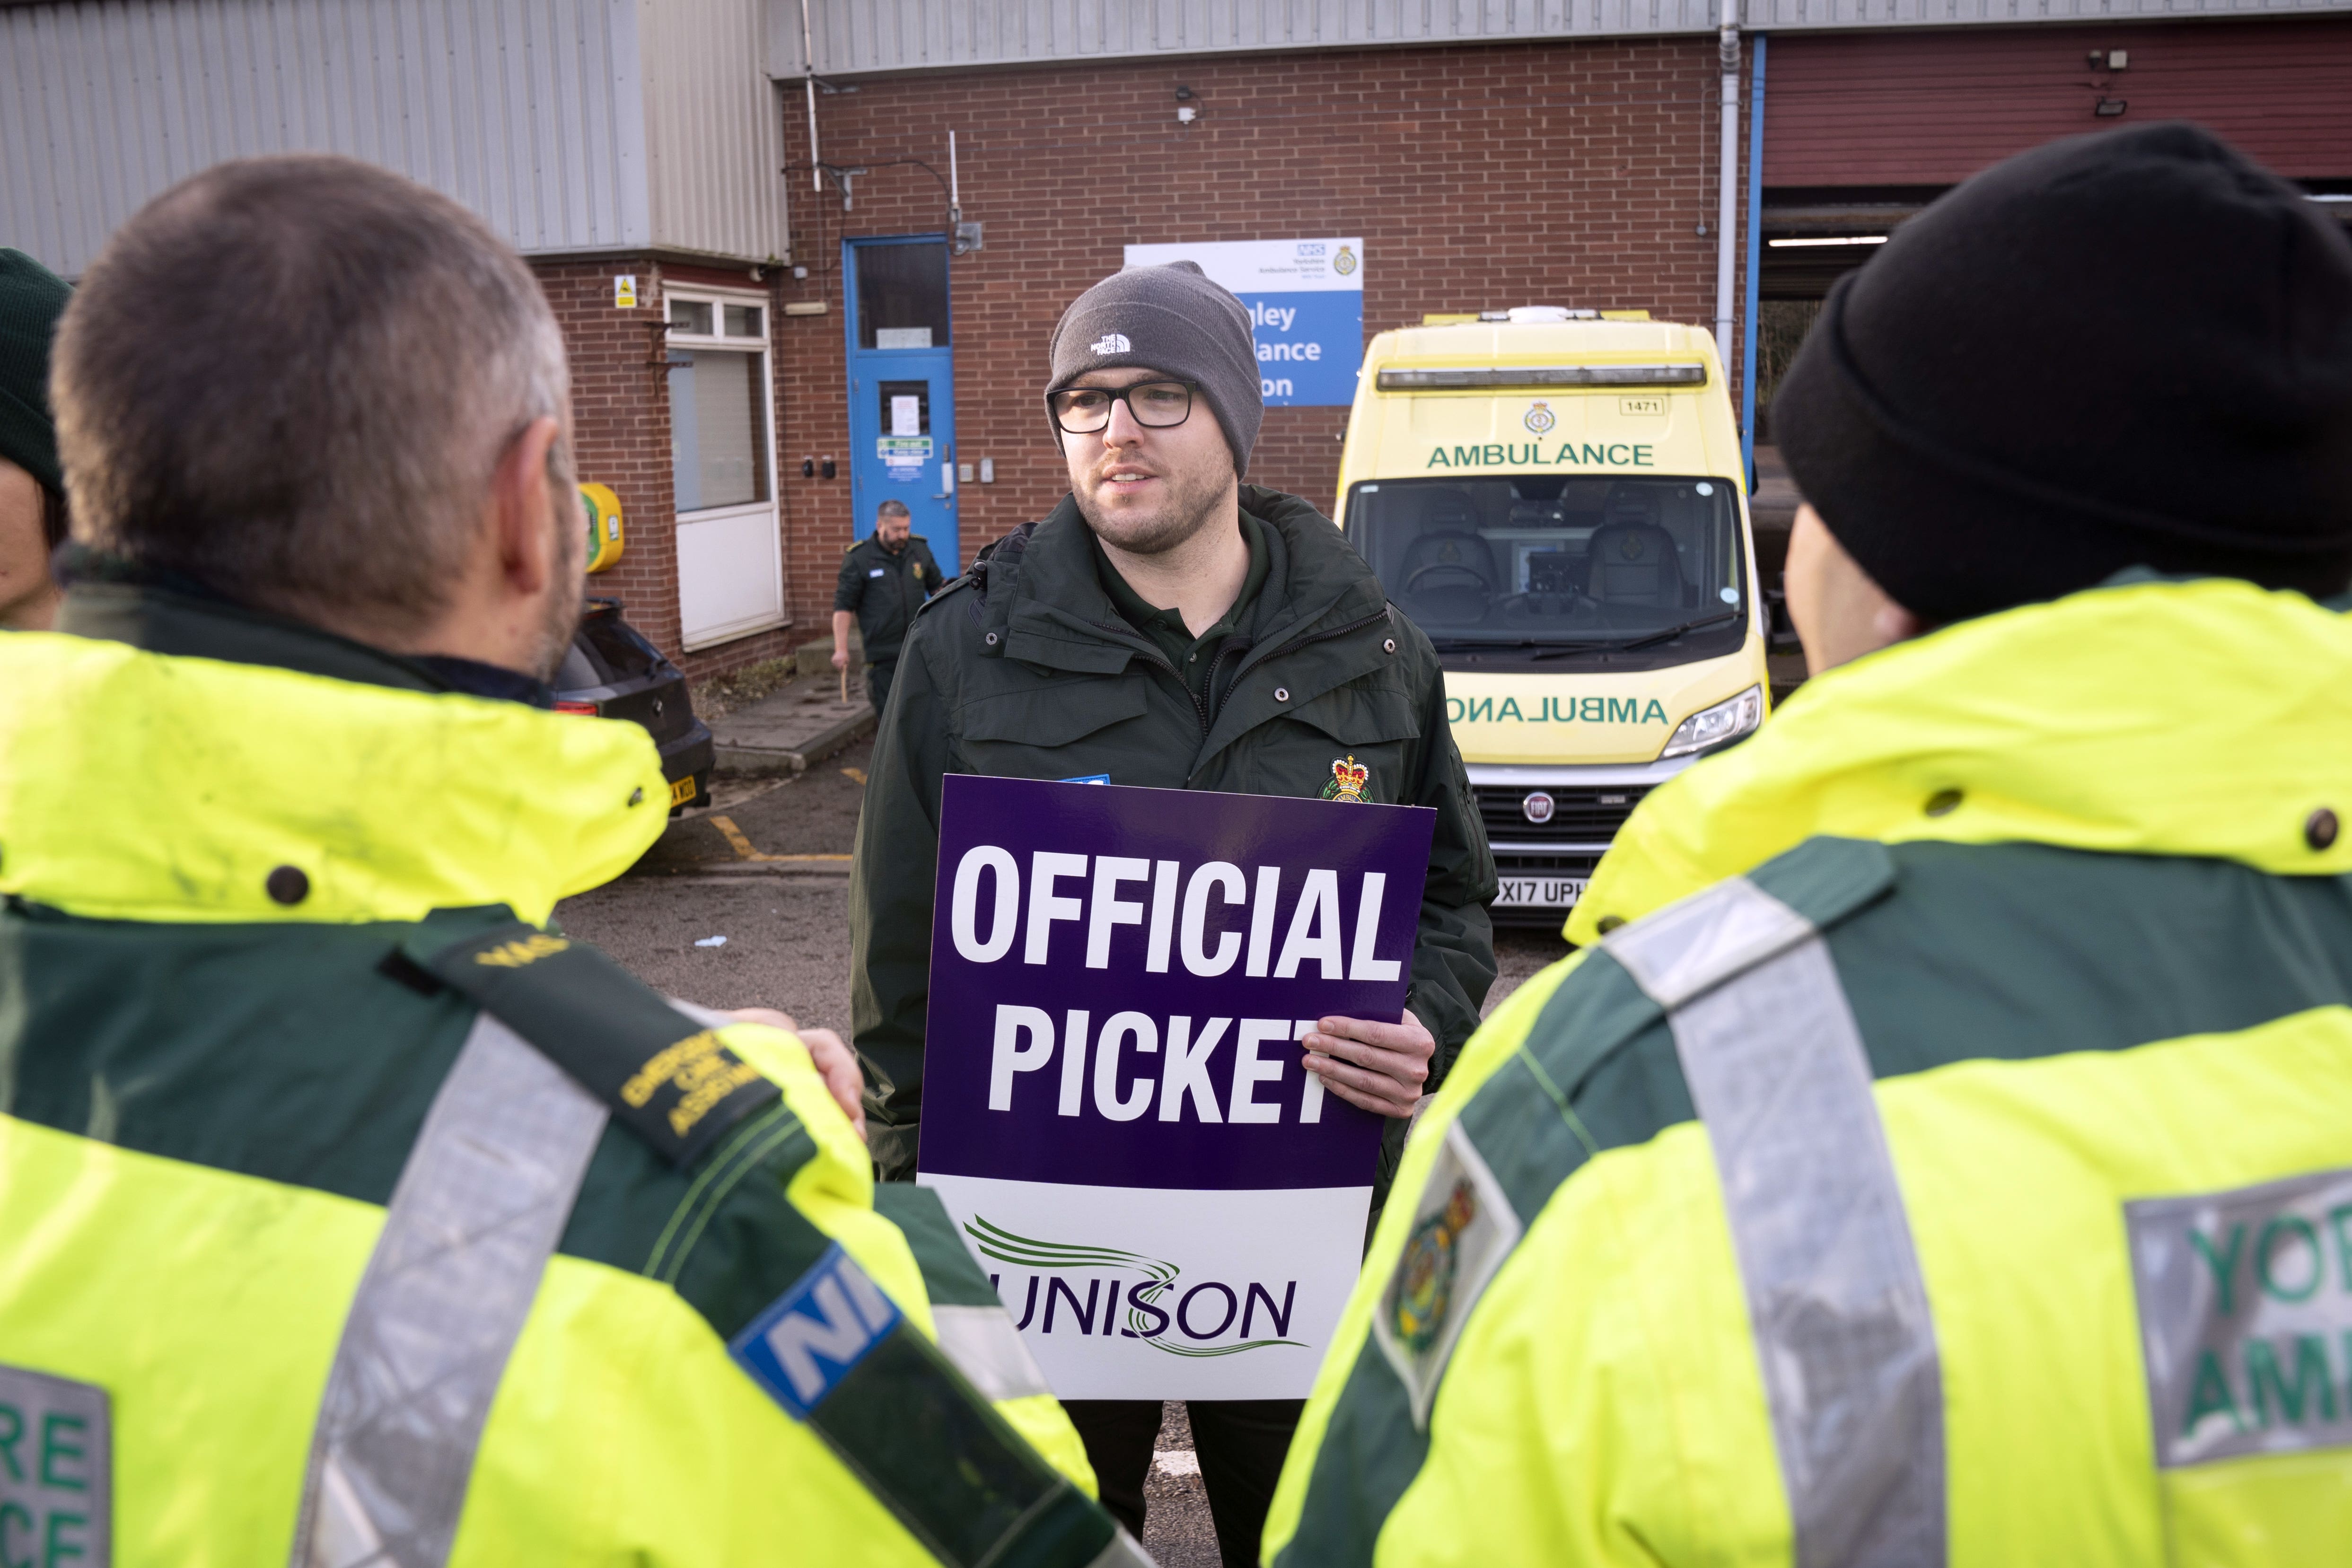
[1062,1399,1305,1568]
[865,657,897,717]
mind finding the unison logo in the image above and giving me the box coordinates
[967,1216,1303,1358]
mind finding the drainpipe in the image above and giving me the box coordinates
[1739,34,1766,491]
[801,0,821,192]
[1714,0,1740,358]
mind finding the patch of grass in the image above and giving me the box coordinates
[691,656,799,721]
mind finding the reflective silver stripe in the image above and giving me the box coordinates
[931,1304,1053,1402]
[1614,879,1947,1568]
[1603,876,1815,1011]
[290,1013,608,1568]
[1084,1528,1158,1567]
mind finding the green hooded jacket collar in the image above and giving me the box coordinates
[1568,574,2352,943]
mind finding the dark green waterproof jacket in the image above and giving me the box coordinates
[835,533,946,663]
[850,486,1499,1196]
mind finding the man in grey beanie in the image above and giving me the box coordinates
[848,262,1497,1565]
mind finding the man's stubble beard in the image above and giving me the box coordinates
[529,435,586,683]
[1073,453,1236,558]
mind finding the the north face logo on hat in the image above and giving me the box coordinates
[1090,333,1131,354]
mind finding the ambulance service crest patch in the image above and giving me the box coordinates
[1523,401,1556,435]
[1334,244,1358,277]
[1323,755,1370,803]
[1371,1120,1523,1428]
[1392,1180,1476,1353]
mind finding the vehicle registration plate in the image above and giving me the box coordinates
[667,775,698,807]
[1495,876,1587,909]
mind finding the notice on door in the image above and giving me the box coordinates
[890,395,922,437]
[916,774,1434,1399]
[1122,238,1363,408]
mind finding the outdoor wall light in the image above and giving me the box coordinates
[1176,85,1198,124]
[821,456,837,480]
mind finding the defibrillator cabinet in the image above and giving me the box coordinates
[579,483,625,574]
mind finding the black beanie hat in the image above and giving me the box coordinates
[1047,261,1263,475]
[1773,123,2352,624]
[0,248,71,496]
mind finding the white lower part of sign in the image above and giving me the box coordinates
[918,1173,1373,1400]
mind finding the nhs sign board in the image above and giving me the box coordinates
[1123,238,1363,407]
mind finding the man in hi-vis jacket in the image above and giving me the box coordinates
[1267,123,2352,1568]
[0,153,1134,1568]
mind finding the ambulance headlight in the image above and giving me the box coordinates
[1660,685,1763,759]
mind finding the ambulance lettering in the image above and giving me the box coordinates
[1448,696,1671,726]
[1427,442,1655,470]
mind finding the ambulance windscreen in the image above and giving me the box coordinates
[1346,476,1746,657]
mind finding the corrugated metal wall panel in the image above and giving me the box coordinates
[765,0,2350,74]
[641,0,789,260]
[1763,20,2352,186]
[770,0,1718,75]
[0,0,652,275]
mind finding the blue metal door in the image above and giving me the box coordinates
[844,236,959,572]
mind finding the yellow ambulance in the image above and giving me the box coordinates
[1334,307,1770,927]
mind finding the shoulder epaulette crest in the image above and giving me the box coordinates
[412,924,781,1165]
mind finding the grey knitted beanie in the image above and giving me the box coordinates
[1046,261,1262,475]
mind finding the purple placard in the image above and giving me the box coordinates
[917,776,1436,1192]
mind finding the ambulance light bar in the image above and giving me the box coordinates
[1377,365,1707,390]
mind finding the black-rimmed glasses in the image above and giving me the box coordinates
[1046,380,1198,434]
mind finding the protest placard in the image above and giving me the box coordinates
[916,774,1435,1399]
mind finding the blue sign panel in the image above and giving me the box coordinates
[1124,239,1364,408]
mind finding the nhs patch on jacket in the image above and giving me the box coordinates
[730,1244,904,1420]
[2128,1165,2352,1467]
[914,774,1435,1399]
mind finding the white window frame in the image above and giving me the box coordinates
[666,283,785,650]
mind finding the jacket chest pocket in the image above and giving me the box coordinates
[1249,680,1422,805]
[953,680,1168,785]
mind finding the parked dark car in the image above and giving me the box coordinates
[553,598,714,813]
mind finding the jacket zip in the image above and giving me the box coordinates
[1086,603,1392,739]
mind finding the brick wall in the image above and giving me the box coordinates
[774,36,1746,626]
[538,257,803,680]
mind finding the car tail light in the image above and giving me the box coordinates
[554,700,599,716]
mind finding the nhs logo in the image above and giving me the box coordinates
[729,1244,904,1419]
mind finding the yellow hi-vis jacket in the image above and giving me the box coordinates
[0,605,1128,1568]
[1265,574,2352,1567]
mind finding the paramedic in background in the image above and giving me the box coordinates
[833,496,944,715]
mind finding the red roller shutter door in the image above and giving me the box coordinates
[1763,21,2352,190]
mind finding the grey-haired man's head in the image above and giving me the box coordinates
[54,154,582,676]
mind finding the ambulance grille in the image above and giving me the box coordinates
[1474,786,1650,845]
